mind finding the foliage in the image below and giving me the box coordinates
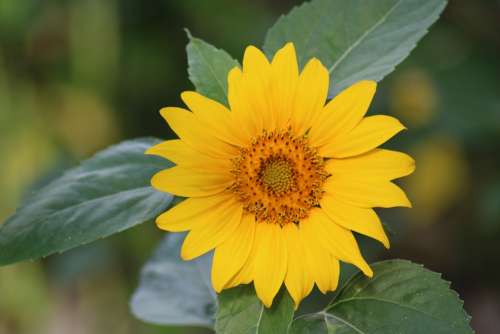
[264,0,447,96]
[131,233,216,328]
[215,286,294,334]
[0,138,173,265]
[289,260,472,334]
[186,30,239,105]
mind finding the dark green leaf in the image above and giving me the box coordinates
[186,30,239,105]
[289,260,473,334]
[215,285,294,334]
[0,138,173,266]
[263,0,447,96]
[130,233,216,328]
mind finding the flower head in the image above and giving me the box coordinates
[148,43,415,308]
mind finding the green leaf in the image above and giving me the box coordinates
[263,0,447,96]
[215,285,295,334]
[186,30,239,105]
[130,233,216,328]
[0,138,173,266]
[289,260,473,334]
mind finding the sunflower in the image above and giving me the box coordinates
[147,43,415,308]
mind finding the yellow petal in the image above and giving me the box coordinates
[283,223,314,308]
[181,198,243,260]
[253,223,287,307]
[227,67,262,138]
[320,194,389,248]
[243,45,271,75]
[156,192,234,232]
[241,46,272,133]
[224,216,259,288]
[309,80,377,147]
[146,139,232,172]
[151,166,232,197]
[319,115,406,158]
[299,222,340,293]
[292,58,329,135]
[227,67,255,140]
[180,91,250,147]
[325,148,415,181]
[324,176,412,208]
[301,208,373,277]
[160,107,239,159]
[270,43,299,130]
[211,214,256,292]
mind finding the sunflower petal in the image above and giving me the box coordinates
[324,176,412,208]
[299,223,340,293]
[301,208,373,277]
[151,166,232,197]
[325,148,415,181]
[181,199,243,260]
[227,67,255,140]
[241,46,272,133]
[160,107,239,159]
[283,223,314,308]
[156,192,234,232]
[212,214,256,292]
[181,91,249,147]
[270,43,299,130]
[309,80,376,148]
[320,115,406,158]
[253,223,287,307]
[146,139,232,172]
[320,194,389,248]
[292,58,329,135]
[224,216,258,288]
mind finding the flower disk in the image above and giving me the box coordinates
[148,42,415,308]
[231,129,328,225]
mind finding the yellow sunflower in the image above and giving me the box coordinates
[147,43,415,308]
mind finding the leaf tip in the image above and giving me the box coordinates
[184,27,193,40]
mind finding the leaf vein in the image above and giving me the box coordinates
[328,0,403,74]
[321,312,365,334]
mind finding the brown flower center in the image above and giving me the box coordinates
[230,129,328,225]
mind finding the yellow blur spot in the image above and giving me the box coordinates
[0,78,57,222]
[405,136,468,224]
[52,86,121,158]
[390,68,438,127]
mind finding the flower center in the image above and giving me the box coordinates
[260,158,295,194]
[230,129,328,225]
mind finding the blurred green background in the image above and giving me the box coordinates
[0,0,499,333]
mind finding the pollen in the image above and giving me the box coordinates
[260,158,294,194]
[230,129,328,225]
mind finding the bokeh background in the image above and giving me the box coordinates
[0,0,499,333]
